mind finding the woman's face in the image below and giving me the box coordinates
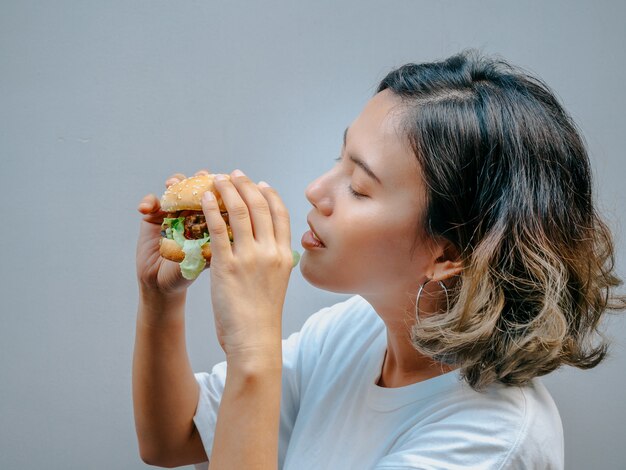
[300,90,435,298]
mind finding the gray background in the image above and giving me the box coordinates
[1,0,625,468]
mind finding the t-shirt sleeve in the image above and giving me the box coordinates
[191,361,225,467]
[373,383,564,470]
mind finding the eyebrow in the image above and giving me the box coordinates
[342,126,382,185]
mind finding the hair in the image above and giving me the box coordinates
[377,50,626,391]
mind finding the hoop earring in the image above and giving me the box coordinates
[415,279,450,322]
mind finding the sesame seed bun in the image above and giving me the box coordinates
[160,174,228,212]
[158,173,230,264]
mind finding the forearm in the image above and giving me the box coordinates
[209,347,283,470]
[132,289,203,464]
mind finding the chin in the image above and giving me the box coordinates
[299,254,360,294]
[300,254,333,291]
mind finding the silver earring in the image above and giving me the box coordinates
[415,279,450,322]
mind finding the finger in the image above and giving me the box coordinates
[165,172,187,189]
[137,194,167,225]
[194,169,210,176]
[201,189,233,263]
[137,194,160,214]
[257,181,291,249]
[213,174,254,250]
[229,170,275,243]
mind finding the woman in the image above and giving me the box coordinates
[133,51,625,469]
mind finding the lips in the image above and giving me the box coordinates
[308,223,325,246]
[302,221,326,249]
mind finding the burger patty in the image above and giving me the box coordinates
[183,213,208,239]
[164,210,230,240]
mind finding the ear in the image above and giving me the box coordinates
[428,238,464,282]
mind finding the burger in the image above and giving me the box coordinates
[159,172,300,280]
[159,174,232,280]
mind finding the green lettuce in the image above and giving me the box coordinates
[179,236,210,280]
[291,250,300,268]
[162,217,210,280]
[161,217,300,279]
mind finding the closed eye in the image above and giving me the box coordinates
[348,186,367,199]
[335,156,368,199]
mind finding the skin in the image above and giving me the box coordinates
[132,89,463,467]
[301,89,463,386]
[134,170,292,468]
[134,170,210,467]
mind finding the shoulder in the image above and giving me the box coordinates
[500,379,564,469]
[377,379,564,469]
[296,295,382,350]
[282,294,384,388]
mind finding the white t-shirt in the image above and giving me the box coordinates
[193,295,564,469]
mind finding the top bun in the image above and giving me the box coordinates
[160,174,229,212]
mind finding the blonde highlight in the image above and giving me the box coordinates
[379,51,626,391]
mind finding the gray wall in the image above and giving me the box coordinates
[1,1,625,468]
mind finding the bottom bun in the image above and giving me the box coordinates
[159,237,213,263]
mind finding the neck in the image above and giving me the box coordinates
[362,292,455,388]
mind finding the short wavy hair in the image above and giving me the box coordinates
[377,50,626,391]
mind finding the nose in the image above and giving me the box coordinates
[305,171,334,216]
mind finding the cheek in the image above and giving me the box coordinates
[341,214,417,266]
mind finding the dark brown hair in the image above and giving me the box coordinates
[378,50,626,390]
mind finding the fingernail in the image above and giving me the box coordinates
[232,169,245,178]
[215,174,228,181]
[203,191,215,202]
[258,181,270,188]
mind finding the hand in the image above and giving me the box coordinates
[135,169,211,297]
[201,170,293,360]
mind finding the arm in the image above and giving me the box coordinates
[209,348,283,469]
[132,289,207,467]
[199,172,293,469]
[133,170,213,466]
